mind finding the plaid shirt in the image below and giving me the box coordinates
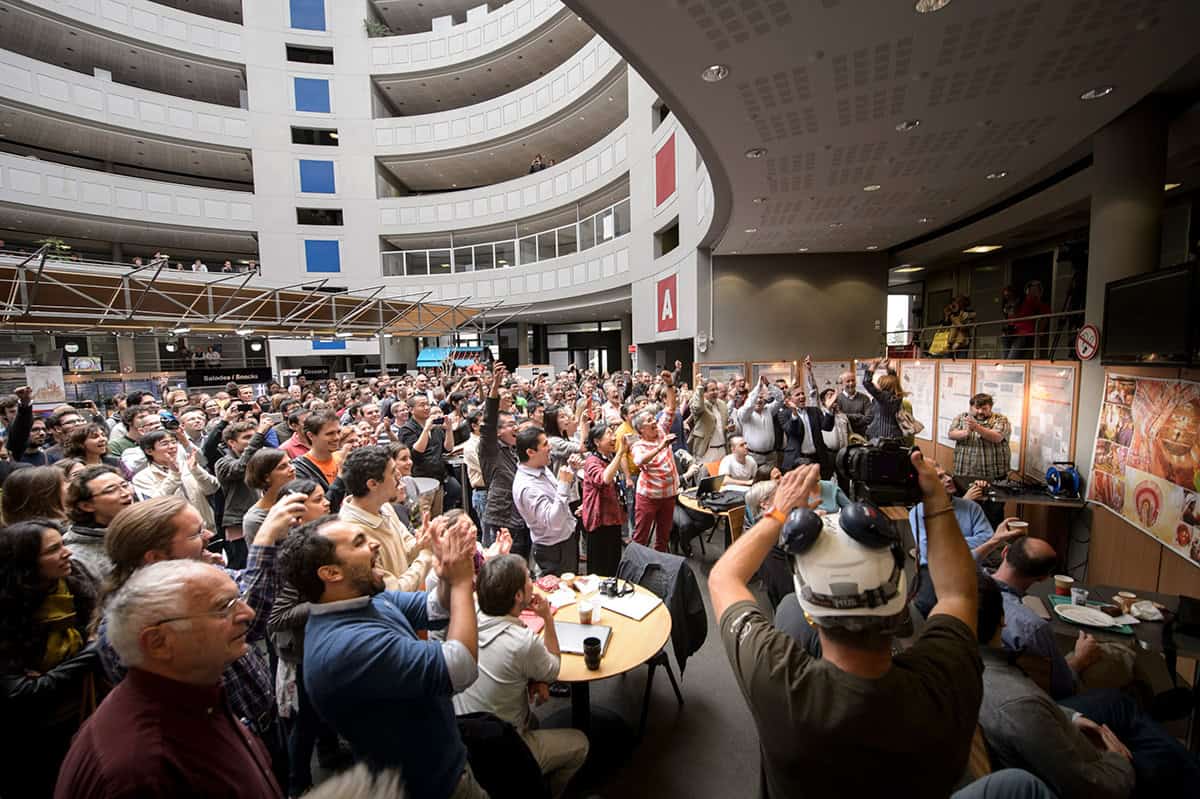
[98,544,278,735]
[950,412,1012,480]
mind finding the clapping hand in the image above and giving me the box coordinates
[484,528,513,559]
[431,515,476,584]
[259,492,310,544]
[771,463,822,514]
[413,511,432,551]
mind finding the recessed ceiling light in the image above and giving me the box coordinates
[986,171,1008,180]
[701,64,730,83]
[963,245,1002,254]
[798,247,809,252]
[893,265,924,273]
[917,216,931,223]
[1080,86,1114,101]
[914,0,952,12]
[829,222,842,228]
[895,119,921,132]
[1165,182,1182,191]
[752,197,767,204]
[866,245,879,250]
[744,147,767,159]
[863,184,882,192]
[744,227,758,233]
[730,250,740,254]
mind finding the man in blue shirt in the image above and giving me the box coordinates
[279,512,484,799]
[909,457,1024,616]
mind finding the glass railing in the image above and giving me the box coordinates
[381,197,630,277]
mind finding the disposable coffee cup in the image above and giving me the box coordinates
[583,636,602,671]
[1116,591,1137,613]
[578,600,593,626]
[1053,575,1074,596]
[1071,587,1089,606]
[1009,520,1029,534]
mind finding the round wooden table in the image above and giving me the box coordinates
[547,578,672,734]
[412,476,441,496]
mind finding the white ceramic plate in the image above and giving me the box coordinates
[1054,604,1118,628]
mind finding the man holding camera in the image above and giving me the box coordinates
[948,393,1012,482]
[709,454,983,798]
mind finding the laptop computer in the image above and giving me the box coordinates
[697,473,725,498]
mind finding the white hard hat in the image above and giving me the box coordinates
[791,513,908,619]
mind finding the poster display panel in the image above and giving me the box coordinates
[975,362,1027,471]
[899,361,936,442]
[1025,365,1077,480]
[937,362,974,448]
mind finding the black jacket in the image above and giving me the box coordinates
[776,405,836,474]
[616,543,707,674]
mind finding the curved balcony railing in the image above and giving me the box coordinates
[30,0,244,62]
[369,0,563,74]
[373,35,621,153]
[379,125,626,232]
[0,50,251,147]
[381,196,629,276]
[0,152,255,229]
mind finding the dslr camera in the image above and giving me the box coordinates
[835,440,921,507]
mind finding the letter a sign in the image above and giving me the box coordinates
[657,274,677,333]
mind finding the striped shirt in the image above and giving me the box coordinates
[632,416,680,498]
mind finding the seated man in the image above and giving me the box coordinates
[976,573,1200,798]
[718,436,757,484]
[990,537,1101,699]
[453,555,588,798]
[909,457,1024,616]
[279,512,486,799]
[56,560,282,798]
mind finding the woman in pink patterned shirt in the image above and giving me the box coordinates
[631,375,678,552]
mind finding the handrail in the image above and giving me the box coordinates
[886,309,1085,360]
[380,196,630,277]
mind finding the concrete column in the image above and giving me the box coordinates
[1075,99,1168,477]
[381,335,418,373]
[620,313,633,371]
[517,322,530,365]
[116,336,137,374]
[110,242,123,263]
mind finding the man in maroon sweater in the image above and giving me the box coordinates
[55,559,282,799]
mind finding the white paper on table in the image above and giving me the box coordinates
[599,591,663,621]
[547,589,576,609]
[1112,614,1140,626]
[572,575,601,594]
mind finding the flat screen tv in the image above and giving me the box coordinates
[67,356,102,372]
[1102,264,1195,366]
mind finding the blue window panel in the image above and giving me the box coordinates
[304,239,341,273]
[298,160,335,193]
[290,0,326,31]
[312,339,346,350]
[294,77,331,113]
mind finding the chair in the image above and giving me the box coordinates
[704,460,721,477]
[706,498,745,547]
[639,649,684,738]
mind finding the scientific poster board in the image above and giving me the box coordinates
[937,362,974,447]
[808,360,852,396]
[697,363,745,386]
[975,362,1027,471]
[899,361,936,442]
[1025,364,1077,481]
[750,361,795,386]
[1088,372,1200,566]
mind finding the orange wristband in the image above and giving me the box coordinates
[768,509,788,524]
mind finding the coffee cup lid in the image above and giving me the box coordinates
[1054,574,1074,582]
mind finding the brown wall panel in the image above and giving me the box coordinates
[1087,507,1163,593]
[1157,548,1200,600]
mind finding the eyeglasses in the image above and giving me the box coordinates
[151,592,248,626]
[94,481,132,497]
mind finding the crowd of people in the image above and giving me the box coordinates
[0,357,1195,798]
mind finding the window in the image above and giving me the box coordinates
[294,77,331,113]
[296,208,343,225]
[304,240,341,273]
[887,294,913,346]
[298,160,336,193]
[652,99,672,132]
[654,218,679,258]
[286,45,334,64]
[289,0,326,31]
[291,127,339,146]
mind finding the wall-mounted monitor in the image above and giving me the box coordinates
[67,356,103,372]
[1102,264,1194,366]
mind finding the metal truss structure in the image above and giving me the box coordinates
[0,248,513,339]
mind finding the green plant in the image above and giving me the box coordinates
[36,237,70,251]
[363,18,393,37]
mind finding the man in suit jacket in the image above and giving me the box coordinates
[777,385,836,477]
[688,380,730,464]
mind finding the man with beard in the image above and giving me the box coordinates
[281,512,483,799]
[948,393,1012,483]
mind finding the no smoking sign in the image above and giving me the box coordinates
[1075,323,1100,361]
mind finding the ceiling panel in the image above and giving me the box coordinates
[150,0,242,24]
[0,1,245,107]
[568,0,1200,254]
[379,65,626,190]
[375,12,593,115]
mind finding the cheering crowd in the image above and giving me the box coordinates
[0,358,1197,799]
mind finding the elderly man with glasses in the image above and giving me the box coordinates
[54,559,284,798]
